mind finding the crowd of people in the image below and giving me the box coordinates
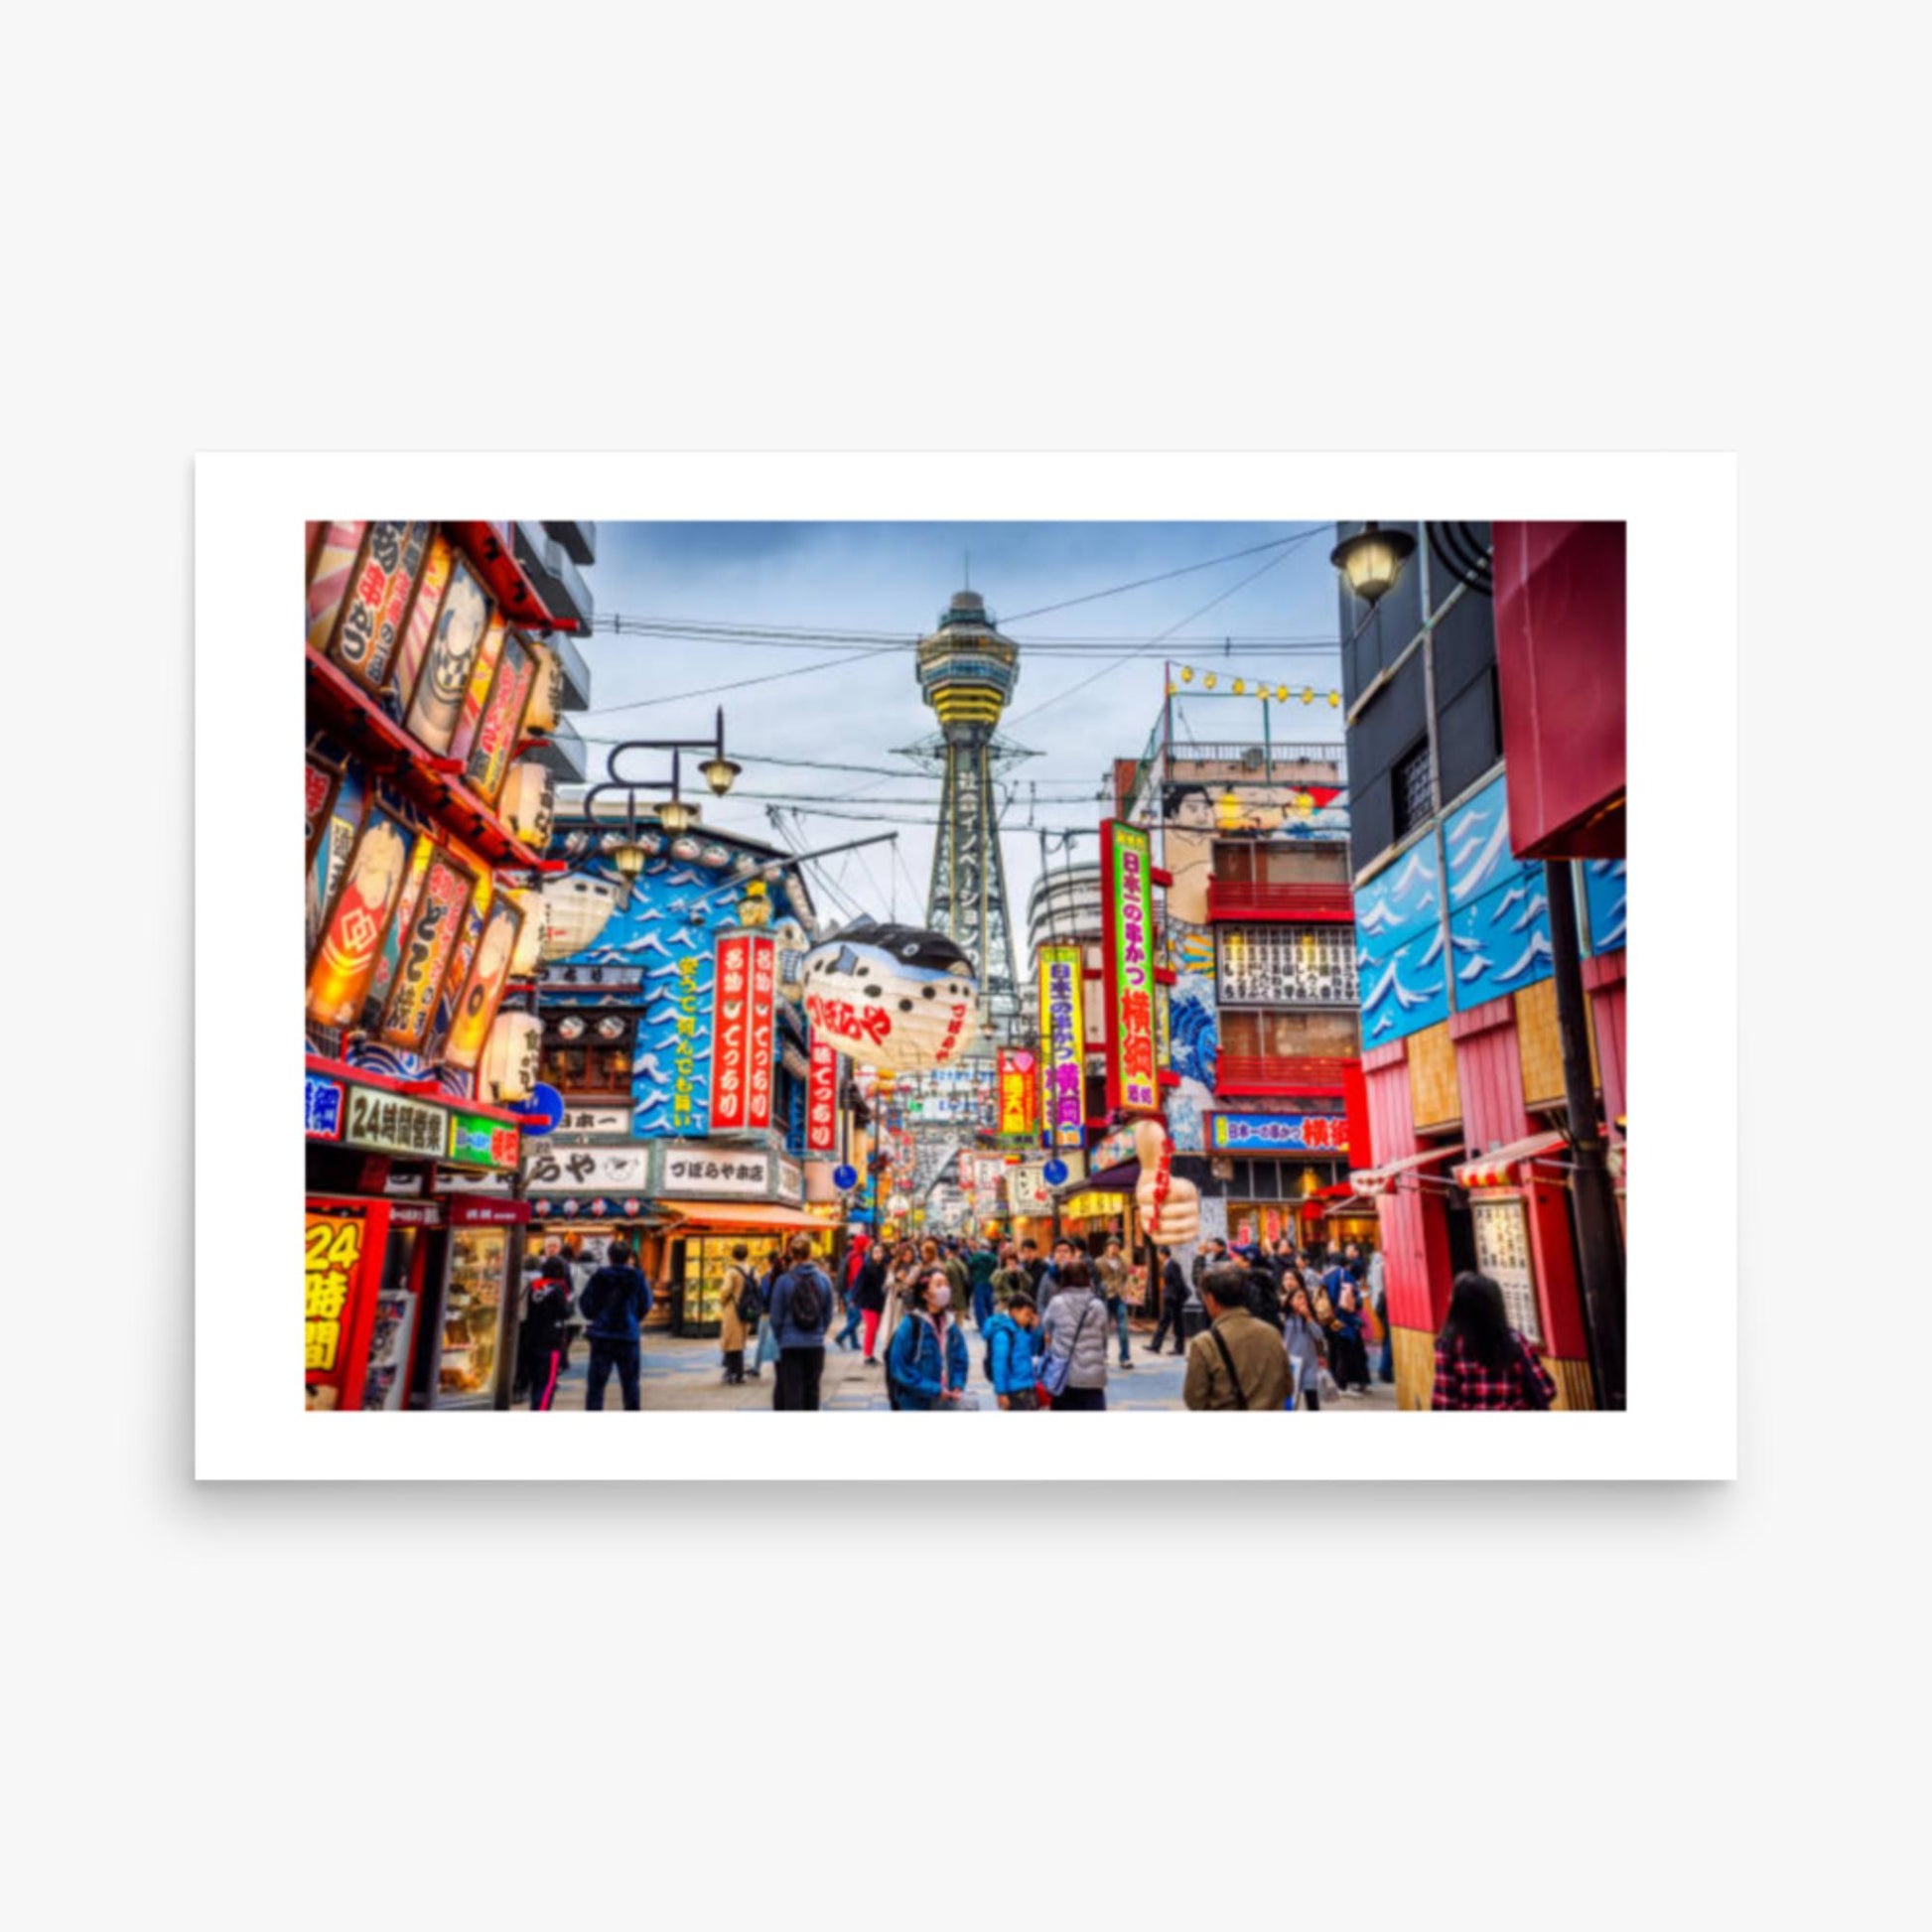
[512,1226,1558,1414]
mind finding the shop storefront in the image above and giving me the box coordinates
[305,1058,526,1409]
[1206,1109,1352,1256]
[655,1142,815,1335]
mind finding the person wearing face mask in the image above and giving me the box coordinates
[885,1268,971,1410]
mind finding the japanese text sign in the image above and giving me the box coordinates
[1037,943,1085,1148]
[998,1048,1039,1140]
[1207,1113,1350,1155]
[709,932,776,1134]
[807,1032,841,1155]
[305,1200,389,1410]
[1101,819,1161,1115]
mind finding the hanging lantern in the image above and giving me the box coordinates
[501,761,557,850]
[800,918,980,1072]
[504,888,546,977]
[1327,690,1340,707]
[1233,678,1246,695]
[480,1010,542,1104]
[523,641,564,737]
[1179,665,1193,683]
[1202,672,1217,690]
[1275,684,1289,702]
[738,879,772,928]
[538,875,620,960]
[1301,686,1314,704]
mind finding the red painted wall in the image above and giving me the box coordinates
[1585,949,1628,1129]
[1364,1046,1454,1334]
[1493,521,1626,860]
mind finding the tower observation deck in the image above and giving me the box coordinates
[916,589,1024,1037]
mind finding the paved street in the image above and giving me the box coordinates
[525,1322,1399,1413]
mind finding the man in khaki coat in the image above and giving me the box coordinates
[718,1243,754,1386]
[1183,1265,1292,1412]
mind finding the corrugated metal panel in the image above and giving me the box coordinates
[1456,1013,1531,1157]
[1590,979,1628,1128]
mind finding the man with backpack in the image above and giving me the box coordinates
[768,1233,833,1411]
[579,1240,653,1412]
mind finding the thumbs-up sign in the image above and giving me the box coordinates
[1133,1116,1199,1246]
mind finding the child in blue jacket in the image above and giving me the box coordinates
[887,1273,970,1410]
[982,1293,1041,1410]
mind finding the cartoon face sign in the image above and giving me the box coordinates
[801,919,981,1072]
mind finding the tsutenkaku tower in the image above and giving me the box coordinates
[917,588,1024,1035]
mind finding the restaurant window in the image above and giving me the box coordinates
[1392,739,1434,840]
[1213,842,1350,887]
[539,1041,633,1095]
[1218,924,1358,1006]
[1219,1009,1360,1061]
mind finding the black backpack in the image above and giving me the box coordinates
[730,1267,762,1325]
[785,1267,826,1330]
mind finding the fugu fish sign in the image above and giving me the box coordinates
[801,920,981,1073]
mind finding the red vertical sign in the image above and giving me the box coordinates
[710,933,752,1133]
[807,1031,841,1154]
[745,935,777,1132]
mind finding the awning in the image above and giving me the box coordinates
[1452,1130,1569,1189]
[1322,1195,1376,1220]
[1078,1161,1141,1194]
[1348,1143,1464,1196]
[656,1200,825,1232]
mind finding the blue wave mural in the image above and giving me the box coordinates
[1584,857,1626,954]
[1443,772,1554,1010]
[1354,832,1448,1045]
[549,856,722,1139]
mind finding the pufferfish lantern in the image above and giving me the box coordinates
[800,918,981,1072]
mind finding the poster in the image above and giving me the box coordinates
[304,521,368,657]
[449,611,509,763]
[377,850,477,1050]
[404,557,491,755]
[392,529,454,712]
[465,629,534,804]
[305,1199,390,1411]
[441,896,525,1071]
[306,812,411,1029]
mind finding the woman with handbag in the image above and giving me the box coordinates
[1431,1271,1560,1410]
[886,1269,971,1410]
[1036,1258,1111,1411]
[1282,1281,1328,1412]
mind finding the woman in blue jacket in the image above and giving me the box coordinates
[982,1292,1041,1410]
[887,1271,970,1410]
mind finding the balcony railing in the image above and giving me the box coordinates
[1215,1053,1353,1096]
[1207,880,1355,922]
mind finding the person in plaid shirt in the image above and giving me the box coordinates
[1432,1272,1560,1410]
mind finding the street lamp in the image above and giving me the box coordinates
[1329,522,1416,606]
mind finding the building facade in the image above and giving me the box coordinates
[304,518,595,1411]
[1336,521,1627,1410]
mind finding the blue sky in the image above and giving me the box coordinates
[573,521,1347,928]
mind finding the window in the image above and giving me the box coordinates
[1393,739,1434,839]
[1219,1009,1360,1061]
[539,1042,633,1095]
[1218,924,1358,1006]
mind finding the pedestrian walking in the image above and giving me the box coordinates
[1282,1282,1328,1411]
[1183,1264,1292,1411]
[1368,1247,1394,1382]
[1329,1275,1373,1396]
[990,1243,1031,1314]
[1037,1258,1110,1411]
[580,1240,652,1412]
[748,1245,783,1381]
[832,1237,866,1351]
[1147,1252,1190,1356]
[1095,1235,1136,1369]
[522,1255,573,1411]
[768,1234,833,1411]
[968,1238,999,1331]
[1021,1239,1046,1292]
[1431,1272,1559,1410]
[1037,1237,1076,1313]
[886,1269,970,1409]
[856,1242,890,1363]
[982,1292,1041,1410]
[718,1242,758,1385]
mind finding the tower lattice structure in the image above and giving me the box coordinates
[914,589,1026,1040]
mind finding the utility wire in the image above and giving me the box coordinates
[995,526,1330,623]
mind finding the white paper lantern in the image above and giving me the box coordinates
[800,919,981,1072]
[504,888,545,978]
[481,1010,542,1104]
[501,761,557,850]
[523,640,563,736]
[538,875,620,960]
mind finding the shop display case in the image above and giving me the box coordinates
[437,1226,511,1404]
[360,1224,423,1411]
[675,1236,741,1337]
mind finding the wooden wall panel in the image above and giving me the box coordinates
[1408,1021,1461,1131]
[1391,1325,1435,1411]
[1539,1352,1595,1412]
